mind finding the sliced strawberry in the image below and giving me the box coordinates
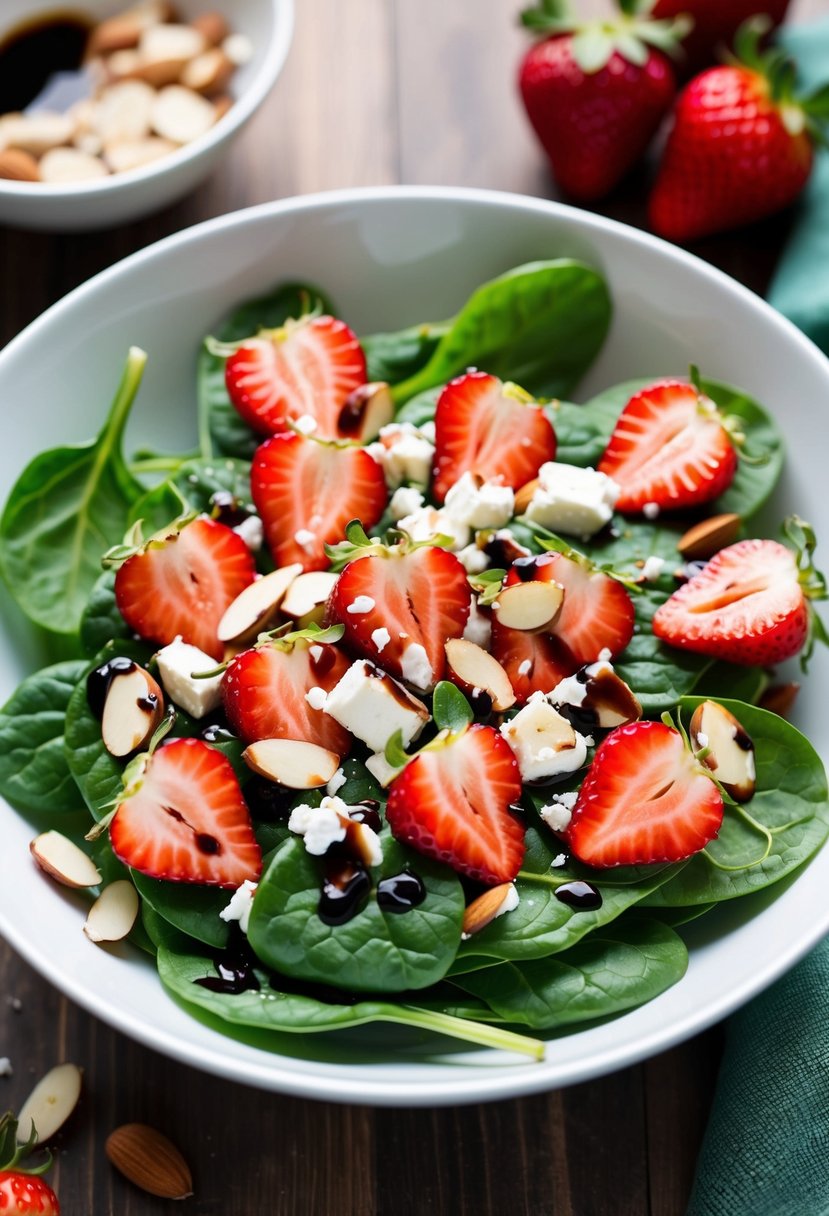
[653,538,808,665]
[490,617,578,704]
[110,737,262,887]
[598,379,738,513]
[505,552,635,665]
[386,724,525,884]
[222,635,351,752]
[114,517,256,661]
[224,314,367,438]
[432,371,557,503]
[565,720,723,867]
[251,433,387,571]
[328,544,471,691]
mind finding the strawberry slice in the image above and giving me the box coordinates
[328,543,471,691]
[432,371,557,503]
[490,618,578,705]
[565,720,723,867]
[386,724,525,884]
[504,552,635,665]
[598,379,737,513]
[224,314,367,438]
[110,737,262,887]
[653,538,808,665]
[114,517,256,661]
[222,634,351,752]
[251,433,388,571]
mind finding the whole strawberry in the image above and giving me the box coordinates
[0,1112,60,1215]
[518,0,689,201]
[651,0,791,74]
[649,19,826,242]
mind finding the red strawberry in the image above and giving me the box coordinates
[431,372,556,505]
[649,26,824,242]
[652,538,810,665]
[114,517,256,661]
[651,0,791,75]
[251,433,388,571]
[110,737,262,888]
[598,379,737,514]
[518,6,686,201]
[223,314,367,438]
[565,720,723,867]
[328,542,471,691]
[490,619,577,705]
[0,1173,59,1215]
[222,634,351,752]
[386,725,525,884]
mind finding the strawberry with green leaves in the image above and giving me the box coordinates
[650,0,791,74]
[0,1111,60,1216]
[518,0,689,201]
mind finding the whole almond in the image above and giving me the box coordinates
[0,148,40,181]
[106,1123,193,1199]
[514,478,540,515]
[678,512,740,561]
[192,11,230,45]
[462,883,514,936]
[181,48,234,94]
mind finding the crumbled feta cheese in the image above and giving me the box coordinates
[347,595,375,614]
[233,515,263,552]
[156,637,223,719]
[500,700,588,781]
[324,659,429,751]
[327,767,347,796]
[397,505,469,551]
[0,1058,12,1078]
[401,642,434,691]
[294,413,318,435]
[294,528,316,551]
[495,883,520,919]
[641,554,667,581]
[524,462,619,541]
[539,792,577,832]
[551,853,567,868]
[463,599,492,648]
[305,685,328,711]
[371,626,391,652]
[370,422,435,488]
[457,543,490,574]
[219,879,258,934]
[389,485,424,521]
[419,419,436,441]
[444,472,515,530]
[365,751,402,787]
[643,501,660,520]
[289,799,347,855]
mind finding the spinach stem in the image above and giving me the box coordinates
[392,1007,545,1061]
[129,456,187,476]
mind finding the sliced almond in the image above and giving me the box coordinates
[3,112,76,156]
[101,664,164,757]
[243,739,339,789]
[95,81,156,143]
[222,32,254,66]
[17,1063,83,1146]
[759,681,799,719]
[105,136,178,173]
[39,148,109,183]
[690,700,756,802]
[140,22,206,62]
[492,580,564,631]
[445,638,515,711]
[217,564,303,644]
[514,478,540,515]
[106,1123,193,1200]
[74,131,105,157]
[462,884,514,936]
[337,383,395,443]
[678,513,741,561]
[554,662,642,730]
[192,12,230,45]
[281,571,339,628]
[105,48,143,80]
[0,148,39,182]
[84,881,140,943]
[151,85,216,143]
[87,13,145,57]
[181,47,234,94]
[30,832,102,889]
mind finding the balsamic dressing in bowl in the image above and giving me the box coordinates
[0,11,91,115]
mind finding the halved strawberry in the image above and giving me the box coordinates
[110,737,262,887]
[114,517,256,661]
[328,542,471,691]
[251,433,387,571]
[565,720,723,867]
[386,725,525,884]
[222,634,351,752]
[505,552,635,665]
[432,371,557,503]
[598,379,737,513]
[653,538,808,665]
[490,618,578,704]
[224,314,367,438]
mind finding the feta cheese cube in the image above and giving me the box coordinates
[457,543,490,574]
[499,699,587,781]
[389,485,425,521]
[232,515,263,552]
[524,462,619,541]
[324,659,429,752]
[641,554,667,581]
[400,642,434,692]
[365,751,403,788]
[443,472,515,530]
[156,637,223,719]
[397,505,469,551]
[369,422,435,489]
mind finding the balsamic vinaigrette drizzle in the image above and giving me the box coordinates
[194,945,260,996]
[554,880,603,911]
[377,870,427,913]
[0,11,92,114]
[86,656,138,717]
[318,859,372,926]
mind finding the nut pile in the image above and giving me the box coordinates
[0,1,252,184]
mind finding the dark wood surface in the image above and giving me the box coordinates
[0,1,822,1211]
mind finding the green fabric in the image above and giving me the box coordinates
[688,22,829,1216]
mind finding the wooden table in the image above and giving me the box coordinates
[0,1,821,1211]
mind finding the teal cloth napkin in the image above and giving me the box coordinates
[687,20,829,1216]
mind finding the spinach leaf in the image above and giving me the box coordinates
[79,571,129,656]
[127,458,256,536]
[643,697,829,907]
[692,661,769,706]
[0,348,147,635]
[391,261,612,404]
[199,282,335,461]
[391,387,442,429]
[452,917,687,1029]
[0,660,87,814]
[248,835,464,993]
[133,871,231,949]
[363,323,448,386]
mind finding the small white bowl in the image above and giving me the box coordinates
[0,0,293,230]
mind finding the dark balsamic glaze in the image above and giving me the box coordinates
[137,693,159,714]
[310,646,337,678]
[511,553,554,581]
[483,532,531,567]
[337,385,372,436]
[86,656,137,718]
[377,870,426,913]
[469,686,494,719]
[318,859,371,926]
[347,802,382,834]
[194,949,261,995]
[0,11,91,114]
[200,722,237,744]
[555,880,602,911]
[209,490,249,528]
[243,776,296,821]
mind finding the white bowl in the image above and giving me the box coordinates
[0,0,293,230]
[1,187,828,1105]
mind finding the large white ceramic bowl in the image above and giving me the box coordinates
[1,187,828,1105]
[0,0,293,230]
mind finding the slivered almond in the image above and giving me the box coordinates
[493,580,564,631]
[87,13,145,57]
[30,832,102,889]
[17,1063,83,1146]
[139,22,206,62]
[514,478,540,515]
[218,564,303,643]
[445,638,515,711]
[281,571,339,627]
[104,136,178,172]
[181,47,234,94]
[678,513,740,561]
[0,148,39,181]
[243,739,339,789]
[151,85,216,143]
[101,663,164,756]
[192,12,230,45]
[759,681,799,719]
[95,81,155,143]
[106,48,143,80]
[106,1123,193,1200]
[462,884,514,936]
[337,383,395,443]
[84,881,140,942]
[39,148,109,183]
[2,112,76,155]
[690,700,756,803]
